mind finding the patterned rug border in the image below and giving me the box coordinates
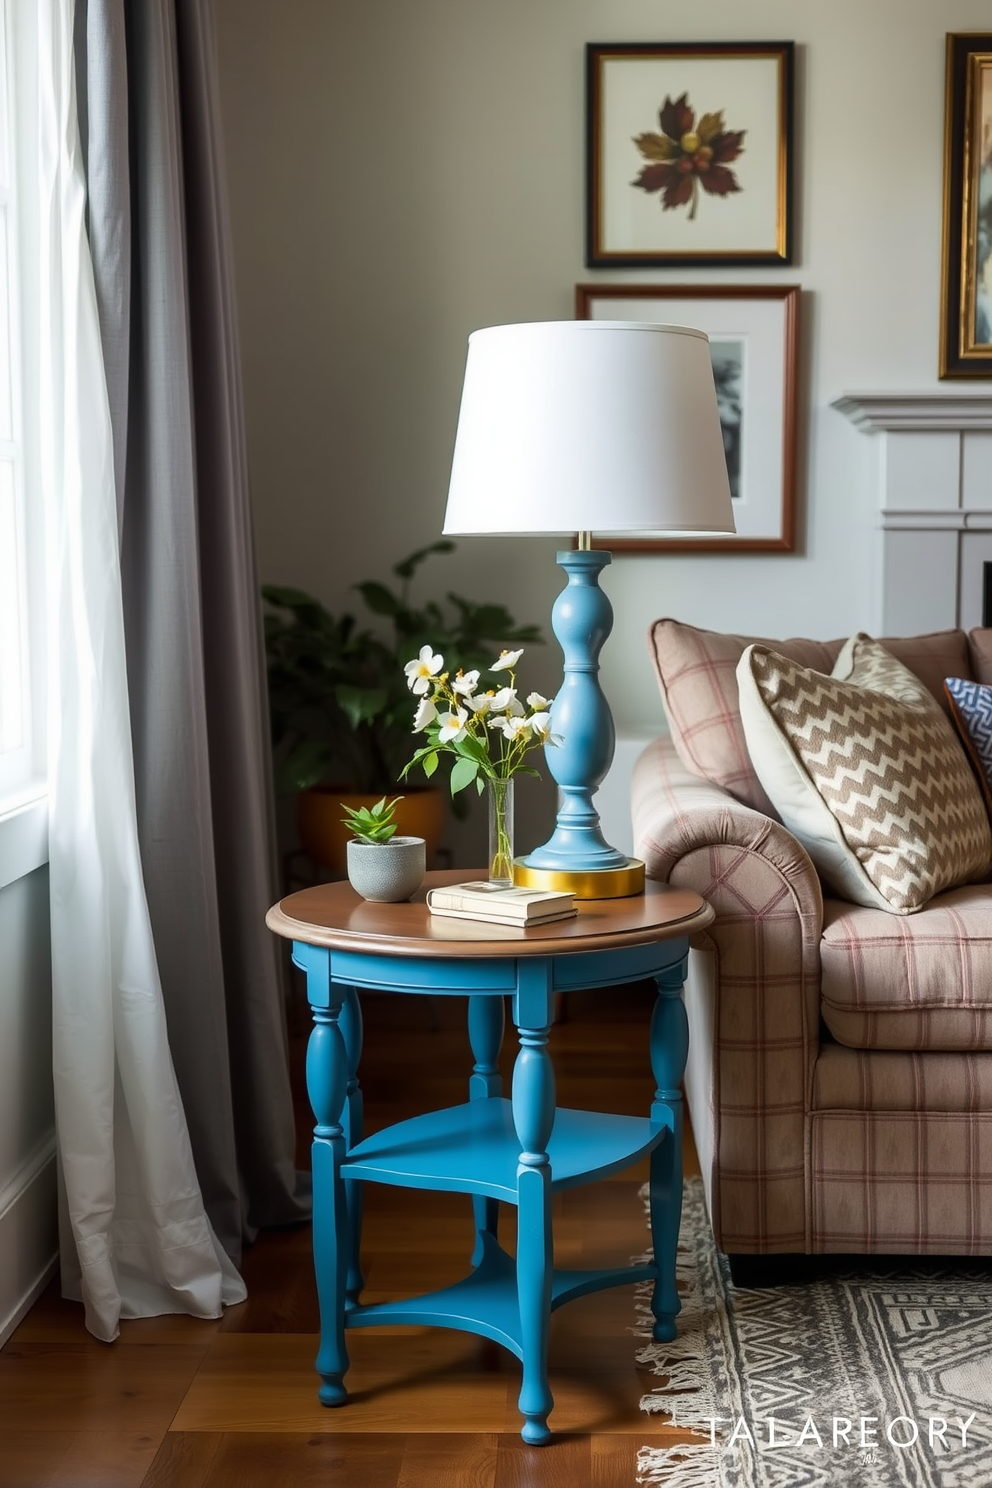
[634,1181,992,1488]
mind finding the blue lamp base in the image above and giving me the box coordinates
[515,549,645,899]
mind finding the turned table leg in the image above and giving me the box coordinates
[306,981,350,1405]
[468,993,505,1264]
[339,985,365,1309]
[512,961,556,1445]
[648,958,690,1343]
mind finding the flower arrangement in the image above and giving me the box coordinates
[401,646,556,882]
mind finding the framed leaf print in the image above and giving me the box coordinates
[586,42,794,268]
[940,33,992,377]
[576,283,799,552]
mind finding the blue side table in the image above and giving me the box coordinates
[266,871,712,1445]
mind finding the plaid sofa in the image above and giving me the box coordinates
[632,622,992,1259]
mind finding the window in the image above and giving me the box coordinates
[0,0,45,820]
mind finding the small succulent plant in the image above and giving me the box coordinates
[340,795,401,845]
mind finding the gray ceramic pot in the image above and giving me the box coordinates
[346,836,426,903]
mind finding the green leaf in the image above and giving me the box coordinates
[355,581,400,617]
[392,540,455,581]
[449,756,479,796]
[451,732,489,765]
[336,683,388,729]
[281,739,334,792]
[423,752,439,779]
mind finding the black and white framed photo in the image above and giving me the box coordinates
[575,283,799,552]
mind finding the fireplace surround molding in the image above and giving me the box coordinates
[834,391,992,634]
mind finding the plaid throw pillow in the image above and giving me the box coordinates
[945,676,992,818]
[737,635,991,914]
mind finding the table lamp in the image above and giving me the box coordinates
[442,320,735,898]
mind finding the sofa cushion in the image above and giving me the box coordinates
[969,626,992,684]
[820,888,992,1049]
[813,1044,992,1111]
[945,677,992,817]
[736,635,991,913]
[648,619,974,818]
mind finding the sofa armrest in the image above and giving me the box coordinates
[632,735,824,1253]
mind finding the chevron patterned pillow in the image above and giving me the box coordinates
[945,676,992,817]
[737,636,992,913]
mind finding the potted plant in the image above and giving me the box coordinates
[341,796,426,903]
[263,542,542,873]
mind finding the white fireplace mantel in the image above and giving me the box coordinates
[833,391,992,634]
[832,393,992,433]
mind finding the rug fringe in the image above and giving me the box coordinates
[636,1443,721,1486]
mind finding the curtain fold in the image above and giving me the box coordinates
[78,0,305,1260]
[38,0,245,1341]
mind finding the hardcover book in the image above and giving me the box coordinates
[426,881,575,924]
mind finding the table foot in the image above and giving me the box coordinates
[521,1415,552,1445]
[652,1315,678,1344]
[318,1377,348,1407]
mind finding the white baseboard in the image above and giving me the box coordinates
[0,1130,58,1348]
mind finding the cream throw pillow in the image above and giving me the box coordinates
[737,634,992,913]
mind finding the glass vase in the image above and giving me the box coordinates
[487,777,515,886]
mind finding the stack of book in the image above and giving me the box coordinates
[426,881,576,927]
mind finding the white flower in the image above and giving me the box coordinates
[488,686,525,717]
[413,696,437,732]
[491,648,523,673]
[437,706,469,743]
[451,669,480,697]
[488,714,531,740]
[526,692,552,711]
[404,645,444,695]
[467,692,494,715]
[528,711,553,741]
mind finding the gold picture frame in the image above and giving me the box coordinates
[940,33,992,378]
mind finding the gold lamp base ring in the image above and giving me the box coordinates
[512,857,645,900]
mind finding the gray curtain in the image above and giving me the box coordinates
[75,0,307,1259]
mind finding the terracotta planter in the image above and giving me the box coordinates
[297,786,445,876]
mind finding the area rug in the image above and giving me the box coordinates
[635,1181,992,1488]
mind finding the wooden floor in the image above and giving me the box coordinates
[0,980,699,1487]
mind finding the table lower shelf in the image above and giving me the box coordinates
[345,1232,659,1359]
[343,1097,667,1200]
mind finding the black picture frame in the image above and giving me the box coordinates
[586,41,794,269]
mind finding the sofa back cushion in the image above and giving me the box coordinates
[649,619,976,817]
[736,635,991,913]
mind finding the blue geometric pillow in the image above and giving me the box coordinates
[945,677,992,817]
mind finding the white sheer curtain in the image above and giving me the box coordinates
[34,0,244,1340]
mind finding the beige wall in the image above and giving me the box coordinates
[215,0,990,747]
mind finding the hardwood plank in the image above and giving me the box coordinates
[139,1433,223,1488]
[0,1343,208,1434]
[143,1433,407,1488]
[170,1333,514,1434]
[396,1433,499,1488]
[9,1282,224,1348]
[495,1433,591,1488]
[0,1431,164,1488]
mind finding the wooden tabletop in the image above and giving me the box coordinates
[266,870,713,958]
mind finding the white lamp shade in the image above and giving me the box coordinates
[443,320,735,536]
